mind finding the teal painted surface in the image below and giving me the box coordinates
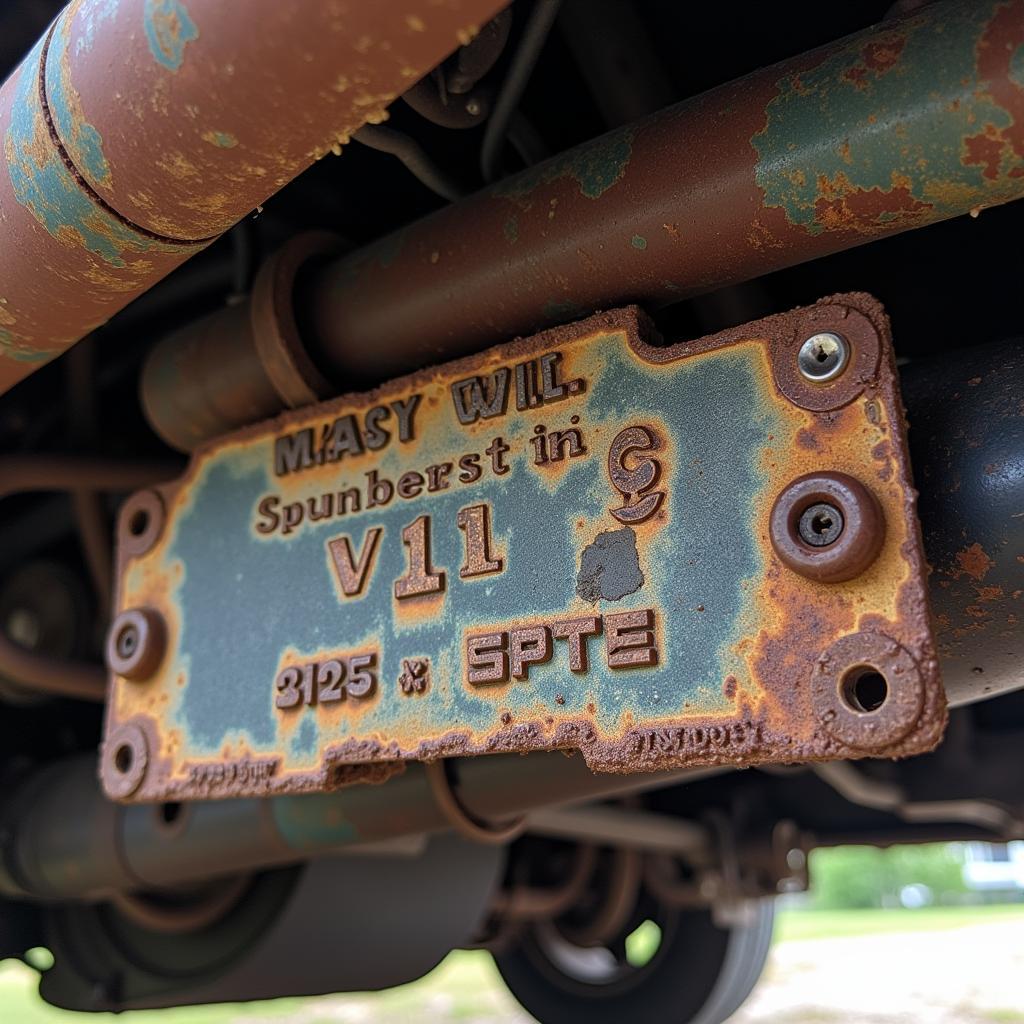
[46,14,112,188]
[753,0,1024,233]
[4,37,185,267]
[493,127,635,202]
[144,0,198,72]
[155,331,780,770]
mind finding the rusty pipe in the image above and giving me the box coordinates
[0,753,706,900]
[299,0,1024,385]
[0,0,509,396]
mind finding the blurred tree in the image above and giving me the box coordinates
[809,844,968,910]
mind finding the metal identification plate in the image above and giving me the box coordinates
[103,295,945,801]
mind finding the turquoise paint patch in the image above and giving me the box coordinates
[162,332,777,764]
[74,0,120,56]
[1011,42,1024,89]
[5,38,189,266]
[272,794,358,850]
[0,329,51,363]
[752,2,1014,233]
[631,234,648,250]
[504,216,519,244]
[144,0,198,72]
[205,131,238,149]
[46,16,112,187]
[494,128,635,202]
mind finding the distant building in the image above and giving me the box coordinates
[962,842,1024,893]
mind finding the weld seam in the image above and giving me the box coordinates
[38,21,219,249]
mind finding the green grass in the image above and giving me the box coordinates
[774,902,1024,943]
[4,904,1024,1021]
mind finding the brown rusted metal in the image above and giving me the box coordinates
[104,295,945,802]
[0,0,510,395]
[292,0,1024,387]
[142,232,342,451]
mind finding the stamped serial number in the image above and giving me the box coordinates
[275,653,378,709]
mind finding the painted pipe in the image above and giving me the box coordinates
[0,0,508,394]
[299,0,1024,385]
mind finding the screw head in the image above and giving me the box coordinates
[798,332,849,383]
[798,502,844,547]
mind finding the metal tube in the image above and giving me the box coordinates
[300,0,1024,386]
[0,0,509,395]
[901,339,1024,708]
[0,753,700,899]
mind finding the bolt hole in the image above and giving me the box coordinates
[841,666,888,714]
[797,502,844,548]
[128,508,150,537]
[114,743,134,775]
[116,624,138,659]
[159,802,183,826]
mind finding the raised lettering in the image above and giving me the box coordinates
[327,527,384,598]
[394,515,446,599]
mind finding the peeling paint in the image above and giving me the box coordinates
[494,128,635,203]
[46,13,113,188]
[144,0,199,72]
[753,1,1024,235]
[576,527,644,602]
[201,130,239,149]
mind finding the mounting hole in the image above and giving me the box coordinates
[115,622,138,659]
[159,801,183,826]
[840,666,889,714]
[114,743,135,775]
[128,508,150,537]
[798,501,844,547]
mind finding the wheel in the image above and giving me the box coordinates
[494,896,774,1024]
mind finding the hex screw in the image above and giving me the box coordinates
[797,502,844,547]
[797,331,849,383]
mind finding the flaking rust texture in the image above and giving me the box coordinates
[0,0,508,393]
[103,295,944,802]
[305,0,1024,385]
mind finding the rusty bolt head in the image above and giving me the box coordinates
[770,472,885,583]
[106,608,166,681]
[798,332,849,383]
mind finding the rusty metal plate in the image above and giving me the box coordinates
[102,294,945,801]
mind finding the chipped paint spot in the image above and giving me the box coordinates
[144,0,198,72]
[631,234,647,250]
[0,329,51,363]
[494,128,635,202]
[753,1,1024,235]
[201,130,238,149]
[576,528,644,602]
[504,216,518,244]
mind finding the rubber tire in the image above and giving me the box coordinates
[494,899,774,1024]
